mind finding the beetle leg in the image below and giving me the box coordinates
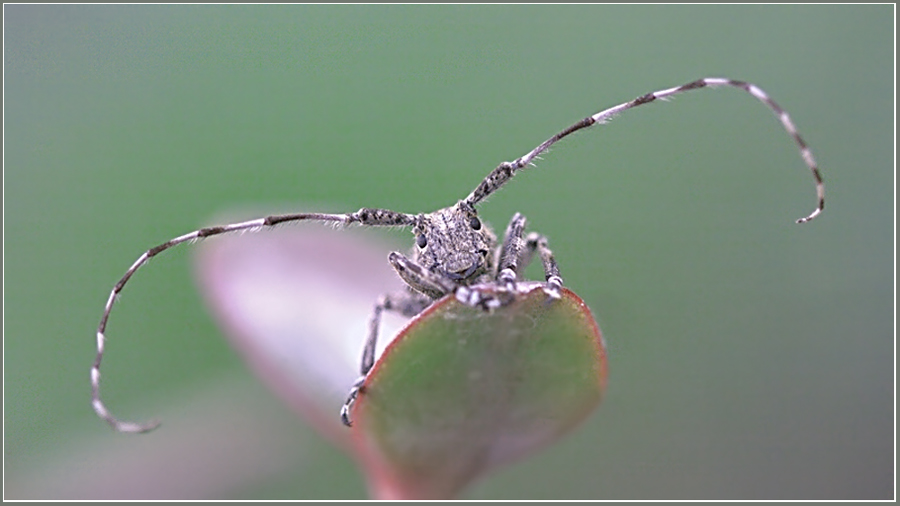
[523,231,563,299]
[341,290,430,427]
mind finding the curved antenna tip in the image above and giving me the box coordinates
[795,208,822,224]
[114,419,162,434]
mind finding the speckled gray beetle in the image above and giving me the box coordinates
[91,77,825,433]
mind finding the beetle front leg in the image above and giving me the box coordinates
[391,250,514,311]
[497,213,527,291]
[388,251,457,300]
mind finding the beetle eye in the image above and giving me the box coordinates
[469,217,482,230]
[416,233,427,248]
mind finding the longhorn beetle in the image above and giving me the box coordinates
[91,77,825,432]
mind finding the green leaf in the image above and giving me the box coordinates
[351,282,607,499]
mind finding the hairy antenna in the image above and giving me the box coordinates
[92,209,416,432]
[465,77,825,224]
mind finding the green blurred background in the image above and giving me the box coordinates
[4,4,893,500]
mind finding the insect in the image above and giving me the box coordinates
[91,77,825,433]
